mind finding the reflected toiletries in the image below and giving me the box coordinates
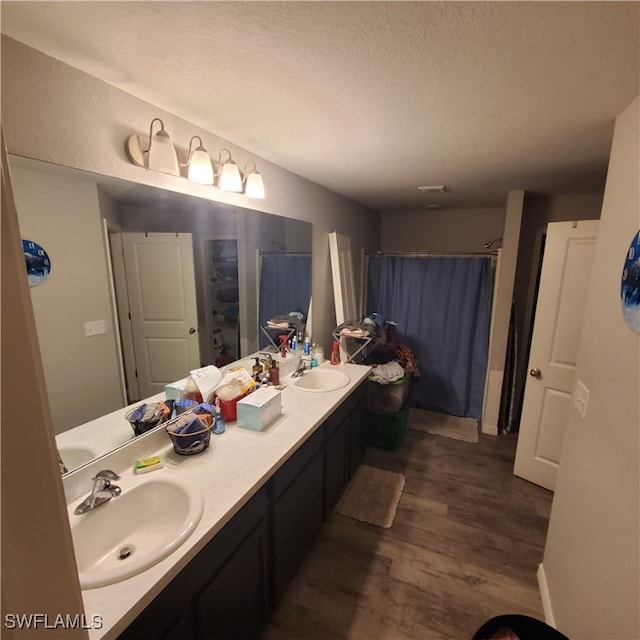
[330,340,340,365]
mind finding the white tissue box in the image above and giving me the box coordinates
[237,387,282,431]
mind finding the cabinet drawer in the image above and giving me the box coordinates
[270,427,323,501]
[272,450,323,555]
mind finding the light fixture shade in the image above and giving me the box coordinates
[219,161,242,192]
[188,148,214,185]
[245,171,265,199]
[148,129,179,176]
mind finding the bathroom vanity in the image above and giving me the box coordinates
[63,362,369,640]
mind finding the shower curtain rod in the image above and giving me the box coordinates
[258,250,311,256]
[364,250,498,257]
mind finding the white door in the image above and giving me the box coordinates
[122,233,200,398]
[514,220,599,490]
[329,231,357,325]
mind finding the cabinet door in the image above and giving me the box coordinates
[324,414,349,518]
[194,519,268,640]
[348,394,367,479]
[162,615,194,640]
[272,493,323,605]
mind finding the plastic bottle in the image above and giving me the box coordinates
[303,337,311,356]
[330,340,340,365]
[213,398,226,434]
[291,334,297,352]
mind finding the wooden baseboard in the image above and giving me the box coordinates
[481,422,499,436]
[537,562,556,628]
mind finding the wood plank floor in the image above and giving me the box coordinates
[263,427,553,640]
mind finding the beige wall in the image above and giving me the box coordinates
[380,206,504,252]
[10,164,124,434]
[542,96,639,638]
[1,36,381,356]
[1,141,87,639]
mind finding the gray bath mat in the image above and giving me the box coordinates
[408,408,479,443]
[335,464,405,529]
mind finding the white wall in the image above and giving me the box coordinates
[541,96,639,639]
[10,165,124,434]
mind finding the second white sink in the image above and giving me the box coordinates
[70,474,204,589]
[291,367,351,392]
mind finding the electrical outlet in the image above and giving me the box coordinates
[84,320,106,337]
[573,380,590,419]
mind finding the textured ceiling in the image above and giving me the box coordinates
[2,1,638,212]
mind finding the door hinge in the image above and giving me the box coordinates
[128,311,131,320]
[134,370,138,378]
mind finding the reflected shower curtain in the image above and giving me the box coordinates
[258,253,311,349]
[367,255,493,419]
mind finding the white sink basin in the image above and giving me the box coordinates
[291,367,351,392]
[69,475,204,588]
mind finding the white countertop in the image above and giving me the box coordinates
[64,362,370,639]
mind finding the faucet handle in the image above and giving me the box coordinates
[92,469,120,482]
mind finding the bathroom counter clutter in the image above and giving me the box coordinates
[64,362,370,640]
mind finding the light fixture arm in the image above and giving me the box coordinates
[213,148,234,177]
[242,160,258,183]
[182,135,205,167]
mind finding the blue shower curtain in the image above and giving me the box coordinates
[258,253,312,349]
[367,255,493,419]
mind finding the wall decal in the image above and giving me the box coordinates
[22,239,51,287]
[621,229,640,334]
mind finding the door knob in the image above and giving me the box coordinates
[529,367,542,378]
[189,327,197,334]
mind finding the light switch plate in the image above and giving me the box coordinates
[84,320,106,337]
[573,380,590,419]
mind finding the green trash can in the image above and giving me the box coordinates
[364,402,410,452]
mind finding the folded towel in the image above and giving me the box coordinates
[369,361,405,384]
[170,415,206,435]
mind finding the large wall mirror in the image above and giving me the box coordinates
[8,155,311,474]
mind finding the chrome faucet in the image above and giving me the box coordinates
[74,470,122,515]
[58,450,68,475]
[291,359,308,378]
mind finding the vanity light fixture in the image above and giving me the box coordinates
[125,122,266,198]
[125,118,180,176]
[216,148,242,192]
[183,136,214,185]
[243,161,265,199]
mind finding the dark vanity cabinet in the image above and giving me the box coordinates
[270,381,366,601]
[269,427,324,605]
[118,487,269,640]
[324,382,366,517]
[118,381,366,640]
